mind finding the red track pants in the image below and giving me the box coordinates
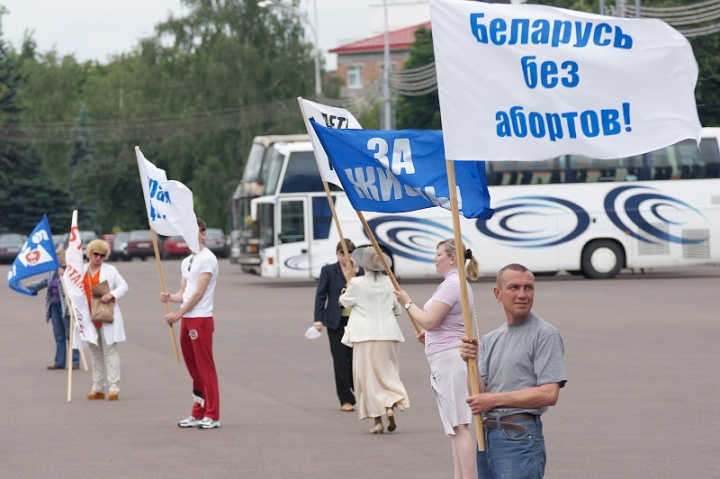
[180,316,220,421]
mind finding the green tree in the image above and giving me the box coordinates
[0,146,73,233]
[395,26,440,130]
[0,14,29,231]
[689,33,720,126]
[2,0,363,233]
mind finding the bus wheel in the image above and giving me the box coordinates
[581,240,624,279]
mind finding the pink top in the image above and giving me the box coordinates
[423,269,474,356]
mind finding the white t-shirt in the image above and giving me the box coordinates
[180,247,218,317]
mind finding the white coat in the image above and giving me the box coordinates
[82,263,128,344]
[339,272,404,347]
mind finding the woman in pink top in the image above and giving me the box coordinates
[395,239,480,479]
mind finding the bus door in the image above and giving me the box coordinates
[275,196,313,278]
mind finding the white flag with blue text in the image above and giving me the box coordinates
[311,119,494,219]
[7,215,59,296]
[64,211,97,346]
[135,147,199,253]
[430,0,701,162]
[298,97,363,188]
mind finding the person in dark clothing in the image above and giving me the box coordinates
[313,239,362,411]
[26,247,80,370]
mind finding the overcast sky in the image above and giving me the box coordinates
[0,0,378,70]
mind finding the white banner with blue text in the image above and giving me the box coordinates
[135,147,199,253]
[430,0,701,161]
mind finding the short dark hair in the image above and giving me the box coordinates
[336,239,355,254]
[496,263,533,286]
[197,217,207,232]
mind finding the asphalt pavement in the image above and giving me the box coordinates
[1,260,718,478]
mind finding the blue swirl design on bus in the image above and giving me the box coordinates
[367,216,471,263]
[476,196,590,248]
[284,254,315,271]
[604,185,708,244]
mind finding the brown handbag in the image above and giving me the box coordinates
[91,280,114,323]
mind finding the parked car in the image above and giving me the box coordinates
[102,233,116,253]
[127,230,157,261]
[205,228,229,258]
[0,233,27,264]
[163,235,191,259]
[110,232,130,261]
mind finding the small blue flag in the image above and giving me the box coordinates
[7,215,60,296]
[311,119,493,220]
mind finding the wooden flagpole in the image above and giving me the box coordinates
[355,211,421,334]
[61,279,88,402]
[322,179,420,332]
[151,228,180,364]
[322,181,354,279]
[64,285,76,402]
[66,310,75,402]
[446,159,485,451]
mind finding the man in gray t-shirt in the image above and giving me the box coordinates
[461,263,567,479]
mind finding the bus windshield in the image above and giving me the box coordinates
[241,143,266,183]
[280,151,325,193]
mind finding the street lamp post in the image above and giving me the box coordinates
[382,0,392,130]
[258,0,322,97]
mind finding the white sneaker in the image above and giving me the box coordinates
[197,417,220,429]
[178,416,201,428]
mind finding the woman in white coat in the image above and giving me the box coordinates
[83,239,129,401]
[339,247,409,434]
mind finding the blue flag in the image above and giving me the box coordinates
[311,119,493,219]
[7,215,60,296]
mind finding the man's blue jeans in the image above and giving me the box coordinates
[477,417,546,479]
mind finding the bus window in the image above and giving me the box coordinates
[281,152,324,193]
[257,203,275,250]
[262,150,285,195]
[487,157,562,185]
[674,140,704,179]
[567,155,591,182]
[700,136,720,177]
[312,196,333,240]
[650,146,673,180]
[280,200,305,243]
[570,155,622,182]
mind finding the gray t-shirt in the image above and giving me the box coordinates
[480,312,567,418]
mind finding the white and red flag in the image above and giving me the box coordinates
[63,210,97,346]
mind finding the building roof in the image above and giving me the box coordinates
[329,21,431,54]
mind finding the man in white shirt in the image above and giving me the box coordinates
[160,218,220,429]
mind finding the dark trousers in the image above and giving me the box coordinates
[327,318,354,405]
[49,302,79,367]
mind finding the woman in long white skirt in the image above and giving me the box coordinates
[340,247,409,434]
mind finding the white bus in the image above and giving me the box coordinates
[249,128,720,279]
[229,134,314,273]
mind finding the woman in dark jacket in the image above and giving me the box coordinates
[313,239,361,411]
